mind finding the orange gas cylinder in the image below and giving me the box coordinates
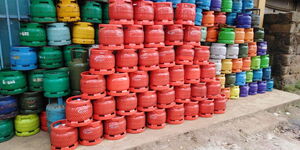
[175,45,194,65]
[184,101,199,120]
[165,24,184,46]
[150,68,170,91]
[184,65,200,84]
[248,42,257,57]
[235,28,245,44]
[50,120,78,150]
[158,46,175,68]
[167,103,184,124]
[194,46,210,65]
[104,116,126,140]
[214,12,226,26]
[191,82,207,101]
[126,111,146,134]
[116,49,138,72]
[129,71,149,93]
[137,90,157,112]
[214,95,226,114]
[40,111,47,131]
[89,48,115,75]
[144,25,165,48]
[200,62,216,82]
[244,28,254,43]
[123,25,144,49]
[157,87,176,109]
[138,48,159,71]
[206,27,218,42]
[206,79,221,99]
[232,58,243,73]
[153,2,174,25]
[80,71,106,100]
[216,74,226,88]
[169,65,185,86]
[133,0,154,25]
[175,3,196,25]
[184,26,201,46]
[66,96,93,127]
[202,11,215,27]
[199,99,214,118]
[98,24,124,50]
[109,0,134,25]
[242,57,251,71]
[93,96,116,120]
[79,120,103,146]
[147,108,166,129]
[175,84,191,103]
[116,92,137,116]
[107,73,130,96]
[221,88,231,100]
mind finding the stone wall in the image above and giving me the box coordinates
[264,12,300,89]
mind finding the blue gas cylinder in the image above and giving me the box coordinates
[0,96,18,120]
[236,13,251,28]
[46,98,65,131]
[210,0,221,11]
[253,69,263,82]
[226,13,237,25]
[242,0,254,11]
[232,0,242,13]
[196,0,211,10]
[266,79,274,92]
[195,7,203,26]
[47,23,71,46]
[235,72,246,86]
[167,0,181,8]
[263,67,271,80]
[10,47,37,71]
[182,0,196,3]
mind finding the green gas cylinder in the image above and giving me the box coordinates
[0,70,27,95]
[260,55,270,69]
[14,114,40,137]
[254,28,265,42]
[222,0,233,12]
[225,73,236,87]
[28,69,45,92]
[63,45,82,66]
[251,56,261,70]
[30,0,57,22]
[81,1,102,23]
[0,119,14,143]
[246,70,253,83]
[238,43,249,58]
[38,46,63,69]
[218,28,235,44]
[43,68,70,98]
[102,3,109,24]
[19,91,43,115]
[19,23,46,47]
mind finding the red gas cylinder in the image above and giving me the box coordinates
[147,108,166,129]
[129,71,149,93]
[202,11,215,27]
[232,58,243,73]
[221,88,231,100]
[150,68,170,91]
[175,84,191,103]
[194,46,210,65]
[175,45,194,65]
[116,92,137,116]
[153,2,174,25]
[50,120,78,150]
[144,25,165,48]
[248,42,257,57]
[137,90,157,112]
[167,103,184,124]
[206,79,221,99]
[158,46,175,68]
[80,71,106,100]
[165,24,184,46]
[133,0,154,25]
[157,87,176,109]
[79,120,103,146]
[184,101,199,120]
[199,99,214,118]
[123,25,144,49]
[191,82,207,101]
[200,62,216,82]
[107,72,130,96]
[169,65,185,86]
[214,12,226,26]
[109,0,134,25]
[116,49,138,73]
[89,48,115,75]
[184,65,200,84]
[104,116,126,140]
[138,48,159,71]
[175,3,196,25]
[93,96,116,120]
[184,26,201,46]
[98,24,124,50]
[242,57,251,71]
[40,111,48,131]
[214,95,226,114]
[126,111,146,134]
[206,27,218,42]
[66,96,93,127]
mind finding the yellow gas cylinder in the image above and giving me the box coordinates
[221,59,233,74]
[57,0,80,22]
[216,74,226,88]
[230,86,240,100]
[72,22,95,44]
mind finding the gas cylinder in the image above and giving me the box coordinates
[46,98,65,130]
[98,24,124,50]
[0,71,27,95]
[232,0,242,13]
[244,28,254,43]
[107,73,130,96]
[210,43,227,59]
[150,68,170,91]
[221,88,231,99]
[153,2,174,25]
[109,0,133,25]
[184,101,199,120]
[175,84,191,103]
[226,44,239,59]
[28,69,45,92]
[196,0,211,10]
[0,96,17,120]
[202,11,215,27]
[144,25,165,48]
[182,0,196,3]
[167,103,184,124]
[232,58,243,73]
[249,82,258,95]
[210,59,222,75]
[10,47,37,70]
[40,111,48,131]
[216,74,226,88]
[221,59,233,74]
[124,25,144,49]
[175,3,196,25]
[248,42,257,57]
[57,0,80,22]
[0,119,14,142]
[184,65,200,83]
[175,45,194,65]
[218,28,235,44]
[200,62,216,82]
[260,55,269,68]
[129,71,149,93]
[251,8,261,28]
[47,23,71,46]
[238,43,249,58]
[139,48,160,71]
[201,27,208,42]
[104,116,126,140]
[237,13,251,28]
[242,0,254,11]
[19,23,46,47]
[195,8,203,26]
[165,25,184,46]
[213,95,226,114]
[210,0,222,11]
[251,56,261,70]
[79,120,103,146]
[133,0,154,25]
[221,0,233,12]
[15,114,40,136]
[239,84,249,97]
[257,81,267,94]
[206,27,218,42]
[194,45,210,65]
[253,69,263,82]
[147,108,166,129]
[126,111,145,134]
[93,96,116,120]
[116,49,138,72]
[30,0,56,22]
[63,45,82,66]
[226,13,237,25]
[116,93,137,116]
[157,88,176,109]
[102,3,109,23]
[169,65,185,86]
[89,49,115,75]
[267,79,274,92]
[50,120,78,150]
[246,70,253,83]
[158,46,175,67]
[137,91,157,112]
[44,69,70,98]
[206,80,221,99]
[242,57,251,71]
[199,99,214,117]
[225,73,236,87]
[38,46,63,69]
[19,92,43,114]
[214,12,227,26]
[235,28,245,44]
[254,28,264,42]
[72,22,95,44]
[230,86,240,99]
[81,1,102,23]
[80,71,106,100]
[263,67,272,80]
[257,41,267,56]
[184,26,201,46]
[235,72,246,86]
